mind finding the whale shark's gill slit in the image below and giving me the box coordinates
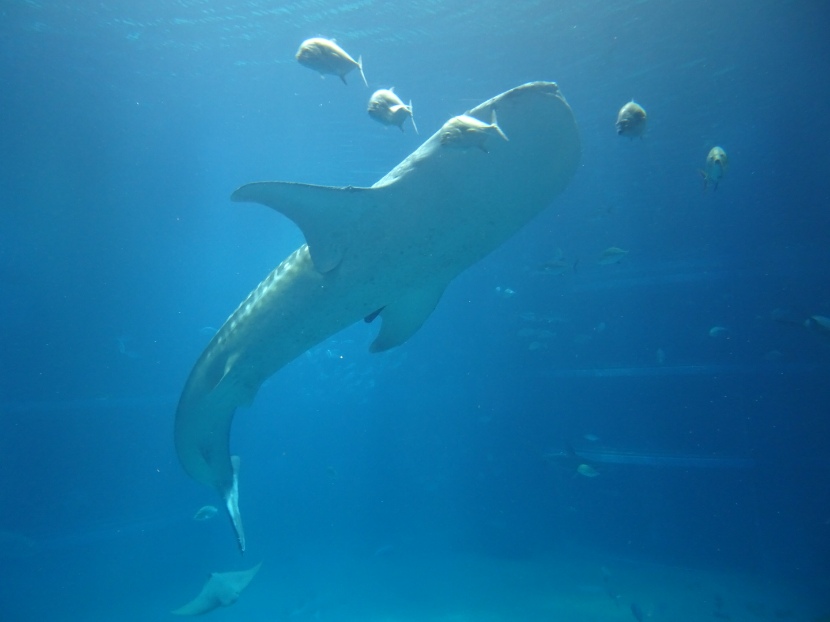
[175,82,581,551]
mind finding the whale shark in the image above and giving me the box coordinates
[174,82,581,552]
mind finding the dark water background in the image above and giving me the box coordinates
[1,0,829,619]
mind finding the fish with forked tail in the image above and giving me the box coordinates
[439,109,509,152]
[616,100,647,138]
[368,88,418,133]
[296,37,367,87]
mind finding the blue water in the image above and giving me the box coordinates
[1,1,829,620]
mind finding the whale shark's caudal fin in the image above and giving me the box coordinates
[225,455,245,553]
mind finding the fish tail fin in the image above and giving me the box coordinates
[357,55,368,87]
[490,109,509,141]
[409,100,419,134]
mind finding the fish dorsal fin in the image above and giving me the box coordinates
[370,282,447,352]
[231,181,374,273]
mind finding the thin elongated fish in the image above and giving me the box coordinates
[174,82,581,552]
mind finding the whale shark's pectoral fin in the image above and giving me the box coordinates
[231,181,375,273]
[370,284,447,353]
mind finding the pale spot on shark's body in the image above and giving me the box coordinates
[174,82,581,552]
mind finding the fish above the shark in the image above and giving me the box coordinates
[440,109,508,152]
[367,88,418,133]
[174,82,581,552]
[296,37,367,87]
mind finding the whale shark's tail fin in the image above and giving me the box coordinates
[224,455,246,553]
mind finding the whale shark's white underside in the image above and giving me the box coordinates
[174,82,581,552]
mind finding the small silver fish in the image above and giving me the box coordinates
[701,146,728,191]
[708,325,728,338]
[367,88,418,133]
[439,109,508,152]
[598,246,628,265]
[616,100,647,138]
[296,37,367,87]
[192,505,219,521]
[577,463,600,477]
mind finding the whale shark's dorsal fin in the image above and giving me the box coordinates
[231,182,374,273]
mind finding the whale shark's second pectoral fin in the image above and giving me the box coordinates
[231,181,376,273]
[370,283,447,352]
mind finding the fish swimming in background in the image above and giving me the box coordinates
[630,602,645,622]
[577,463,600,477]
[174,82,580,552]
[701,146,728,191]
[806,315,830,332]
[439,109,509,152]
[535,248,575,275]
[537,258,571,275]
[598,246,628,265]
[368,88,418,133]
[615,100,647,138]
[193,505,218,521]
[295,37,367,87]
[708,325,729,338]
